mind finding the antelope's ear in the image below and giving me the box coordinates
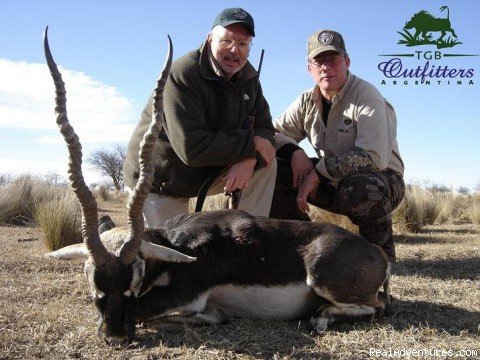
[140,241,196,263]
[46,244,89,260]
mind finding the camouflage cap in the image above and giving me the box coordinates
[212,8,255,37]
[307,30,346,59]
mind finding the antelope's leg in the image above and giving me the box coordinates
[152,308,229,325]
[309,303,378,332]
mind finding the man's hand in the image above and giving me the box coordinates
[223,158,257,192]
[254,136,275,167]
[296,169,320,213]
[291,149,314,188]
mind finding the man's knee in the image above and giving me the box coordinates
[336,172,392,220]
[143,193,189,228]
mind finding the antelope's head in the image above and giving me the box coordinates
[44,28,193,345]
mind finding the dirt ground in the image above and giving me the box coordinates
[0,203,479,359]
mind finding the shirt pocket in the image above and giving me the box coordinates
[336,117,357,154]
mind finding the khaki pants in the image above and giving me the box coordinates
[142,159,277,228]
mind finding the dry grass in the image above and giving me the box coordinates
[34,189,82,251]
[1,178,479,358]
[0,175,38,225]
[467,195,480,225]
[392,185,440,233]
[392,185,480,233]
[1,201,479,359]
[92,184,110,201]
[0,174,129,251]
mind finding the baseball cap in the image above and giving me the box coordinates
[212,8,255,37]
[307,30,346,59]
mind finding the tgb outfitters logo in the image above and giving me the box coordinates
[400,6,459,49]
[378,5,478,86]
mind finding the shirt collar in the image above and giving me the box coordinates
[313,71,353,107]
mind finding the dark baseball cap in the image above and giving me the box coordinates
[307,30,347,59]
[212,8,255,37]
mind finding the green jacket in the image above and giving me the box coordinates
[124,42,274,197]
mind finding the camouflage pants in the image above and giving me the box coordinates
[270,159,405,261]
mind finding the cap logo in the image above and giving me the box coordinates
[233,9,248,19]
[318,31,333,45]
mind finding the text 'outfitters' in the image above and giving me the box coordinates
[378,57,474,85]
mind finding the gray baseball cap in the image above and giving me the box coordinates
[307,30,346,59]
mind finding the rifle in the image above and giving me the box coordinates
[226,48,265,209]
[195,49,266,212]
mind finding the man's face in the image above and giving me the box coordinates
[308,51,350,99]
[208,24,252,79]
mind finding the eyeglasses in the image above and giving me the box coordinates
[213,34,252,53]
[309,54,342,68]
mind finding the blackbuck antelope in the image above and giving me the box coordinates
[44,28,391,347]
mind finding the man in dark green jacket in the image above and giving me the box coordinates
[124,8,276,227]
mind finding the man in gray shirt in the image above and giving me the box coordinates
[273,29,405,262]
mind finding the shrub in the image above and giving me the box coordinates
[34,189,82,251]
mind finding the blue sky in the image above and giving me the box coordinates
[1,0,479,190]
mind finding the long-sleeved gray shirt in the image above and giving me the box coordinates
[274,72,404,182]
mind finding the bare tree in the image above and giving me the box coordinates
[0,173,13,186]
[87,144,126,190]
[457,186,470,195]
[43,172,67,186]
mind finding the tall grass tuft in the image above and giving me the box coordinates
[0,175,74,225]
[34,189,82,251]
[467,195,480,224]
[392,184,454,232]
[0,175,32,225]
[0,174,83,250]
[393,185,431,232]
[0,175,38,225]
[393,184,480,232]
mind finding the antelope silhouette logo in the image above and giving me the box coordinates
[398,6,461,49]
